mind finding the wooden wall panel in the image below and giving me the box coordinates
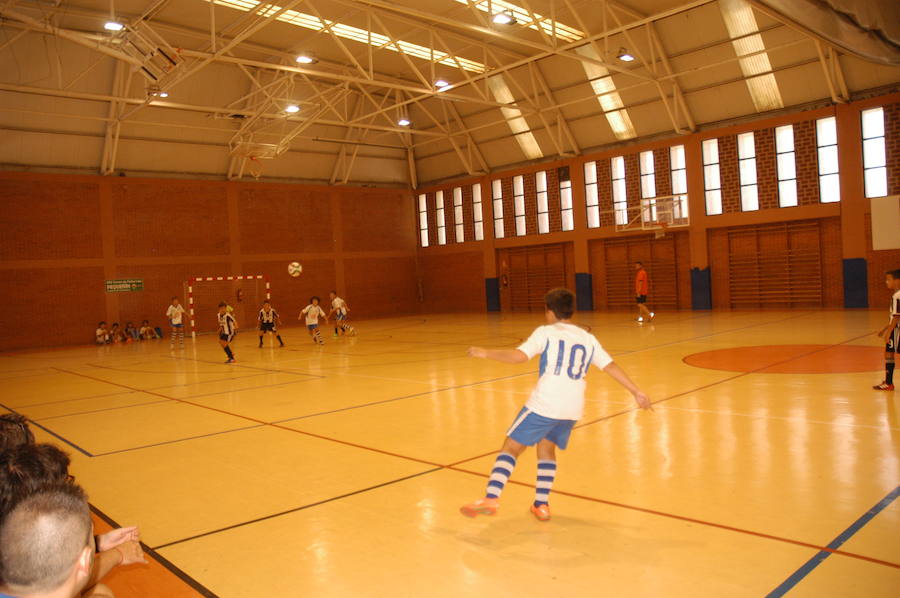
[238,188,333,254]
[418,251,484,312]
[344,256,418,318]
[498,243,573,313]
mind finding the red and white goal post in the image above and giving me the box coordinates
[185,275,270,340]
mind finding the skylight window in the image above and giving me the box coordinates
[488,74,543,160]
[574,45,636,140]
[718,0,784,112]
[453,0,583,42]
[211,0,487,72]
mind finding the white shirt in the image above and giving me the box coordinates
[166,304,185,325]
[218,312,237,335]
[302,304,326,325]
[516,322,614,421]
[891,290,900,320]
[331,296,348,316]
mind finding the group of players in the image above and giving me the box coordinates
[164,291,357,364]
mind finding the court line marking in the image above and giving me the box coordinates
[4,390,140,410]
[656,404,900,432]
[35,399,171,421]
[0,400,95,457]
[151,467,442,551]
[94,424,266,457]
[33,314,893,569]
[444,464,900,571]
[89,504,218,598]
[765,485,900,597]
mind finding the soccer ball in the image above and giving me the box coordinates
[288,262,303,277]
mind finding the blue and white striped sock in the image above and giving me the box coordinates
[534,460,557,506]
[485,452,516,499]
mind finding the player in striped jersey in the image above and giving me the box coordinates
[300,296,326,345]
[217,301,237,363]
[258,300,285,348]
[874,269,900,391]
[328,291,356,337]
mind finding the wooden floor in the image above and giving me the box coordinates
[2,310,898,597]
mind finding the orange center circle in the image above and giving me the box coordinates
[683,344,884,374]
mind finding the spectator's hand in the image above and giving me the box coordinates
[633,391,654,411]
[114,541,148,566]
[97,526,139,552]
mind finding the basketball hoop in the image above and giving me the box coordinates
[247,156,263,180]
[655,221,669,239]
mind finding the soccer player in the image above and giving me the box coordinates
[299,296,326,345]
[95,321,109,345]
[460,288,652,522]
[873,268,900,391]
[635,261,654,323]
[258,300,285,348]
[217,301,237,363]
[328,291,357,337]
[166,296,187,349]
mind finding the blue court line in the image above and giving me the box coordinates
[93,424,266,456]
[0,401,94,457]
[766,485,900,597]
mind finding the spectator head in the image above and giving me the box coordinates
[0,443,71,519]
[142,320,149,326]
[0,414,34,453]
[310,296,320,305]
[0,484,93,598]
[97,321,106,329]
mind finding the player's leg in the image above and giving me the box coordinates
[874,329,898,390]
[339,314,356,336]
[258,325,265,347]
[530,419,574,521]
[274,325,284,347]
[309,324,323,345]
[169,323,176,348]
[460,435,526,518]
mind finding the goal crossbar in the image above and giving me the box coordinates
[185,274,270,339]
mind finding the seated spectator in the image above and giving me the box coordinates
[123,322,139,342]
[94,323,109,345]
[138,320,158,340]
[0,484,101,598]
[108,324,123,344]
[0,414,34,453]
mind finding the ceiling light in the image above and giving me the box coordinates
[158,91,169,98]
[617,48,635,62]
[285,104,300,113]
[295,53,317,64]
[492,12,516,25]
[398,118,411,126]
[104,21,124,31]
[435,79,450,89]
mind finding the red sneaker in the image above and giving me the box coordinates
[530,504,551,522]
[873,382,895,391]
[460,497,499,518]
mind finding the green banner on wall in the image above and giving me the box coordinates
[105,279,144,293]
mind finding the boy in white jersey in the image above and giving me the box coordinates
[217,301,237,363]
[299,296,326,345]
[166,297,187,349]
[873,269,900,391]
[460,288,651,522]
[327,291,357,337]
[258,300,285,348]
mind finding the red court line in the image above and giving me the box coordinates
[446,464,900,570]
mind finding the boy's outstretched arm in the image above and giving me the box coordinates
[602,362,653,410]
[468,346,529,364]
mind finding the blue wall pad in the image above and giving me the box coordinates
[691,267,712,310]
[843,258,868,308]
[485,278,501,312]
[575,273,594,311]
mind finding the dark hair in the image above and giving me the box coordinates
[310,296,320,303]
[218,301,227,308]
[142,320,149,325]
[111,323,119,328]
[0,443,72,518]
[545,288,575,320]
[636,261,643,266]
[330,290,337,294]
[0,414,34,453]
[97,321,106,327]
[263,300,270,305]
[886,269,900,279]
[171,296,178,301]
[0,483,91,594]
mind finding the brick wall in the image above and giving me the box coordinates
[597,158,614,227]
[718,134,741,213]
[0,173,417,351]
[754,128,779,210]
[654,148,673,197]
[794,121,820,206]
[418,251,485,312]
[885,102,900,195]
[624,154,641,224]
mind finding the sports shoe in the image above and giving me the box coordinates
[637,317,644,323]
[649,312,655,321]
[530,504,551,522]
[873,382,895,391]
[225,358,235,364]
[460,497,499,518]
[332,333,339,338]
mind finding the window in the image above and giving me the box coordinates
[862,107,887,198]
[513,175,526,236]
[702,139,722,215]
[559,168,574,232]
[472,183,484,241]
[737,132,759,211]
[453,187,464,242]
[492,179,504,239]
[536,171,549,234]
[584,162,600,228]
[611,156,627,225]
[639,150,656,222]
[435,190,447,245]
[775,125,797,207]
[670,145,688,219]
[816,117,840,203]
[417,193,429,247]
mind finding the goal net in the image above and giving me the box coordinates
[185,275,271,339]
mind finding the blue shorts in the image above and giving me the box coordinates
[506,407,577,449]
[336,313,346,321]
[307,324,318,330]
[171,322,183,328]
